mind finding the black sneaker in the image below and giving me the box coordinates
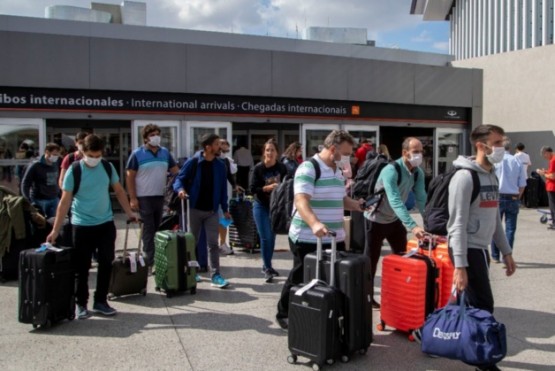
[548,224,555,230]
[264,270,273,283]
[276,316,289,330]
[92,302,117,316]
[268,267,280,277]
[371,298,381,309]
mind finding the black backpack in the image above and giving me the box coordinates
[424,167,480,236]
[352,158,406,199]
[270,158,320,235]
[71,159,112,196]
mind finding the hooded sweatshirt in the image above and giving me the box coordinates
[447,156,512,268]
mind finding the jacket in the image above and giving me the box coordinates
[173,152,228,213]
[0,186,38,258]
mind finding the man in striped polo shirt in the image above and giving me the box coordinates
[276,130,364,330]
[126,124,179,273]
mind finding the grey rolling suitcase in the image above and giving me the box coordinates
[108,220,148,299]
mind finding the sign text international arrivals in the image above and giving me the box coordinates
[0,87,468,122]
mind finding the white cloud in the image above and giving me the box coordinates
[433,41,449,51]
[0,0,447,51]
[412,30,432,43]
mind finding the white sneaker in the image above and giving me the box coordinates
[219,243,234,255]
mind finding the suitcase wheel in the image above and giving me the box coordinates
[166,291,173,298]
[312,363,321,371]
[107,294,115,301]
[540,215,548,224]
[340,355,349,363]
[190,287,197,295]
[141,289,147,296]
[377,321,385,332]
[358,348,368,355]
[32,324,38,329]
[326,358,335,365]
[287,355,297,365]
[408,333,415,342]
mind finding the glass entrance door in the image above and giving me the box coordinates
[301,123,340,159]
[95,128,132,188]
[0,118,45,194]
[342,124,379,149]
[435,128,466,175]
[186,121,232,158]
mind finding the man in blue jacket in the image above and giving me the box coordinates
[174,133,231,288]
[365,137,427,308]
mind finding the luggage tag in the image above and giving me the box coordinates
[35,242,62,252]
[188,260,200,268]
[294,278,321,296]
[129,252,137,273]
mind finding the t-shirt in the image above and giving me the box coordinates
[288,155,346,244]
[63,161,119,226]
[249,161,287,209]
[514,151,531,177]
[126,146,176,197]
[196,160,214,211]
[547,156,555,192]
[60,151,83,170]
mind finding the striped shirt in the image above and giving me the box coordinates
[289,154,346,244]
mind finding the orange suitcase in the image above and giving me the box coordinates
[407,237,454,308]
[378,253,439,340]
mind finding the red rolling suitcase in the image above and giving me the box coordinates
[378,251,439,341]
[304,248,372,358]
[288,233,345,370]
[108,220,148,299]
[407,236,454,308]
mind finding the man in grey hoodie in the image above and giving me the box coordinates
[448,124,517,371]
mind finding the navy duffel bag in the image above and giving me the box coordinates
[420,292,507,367]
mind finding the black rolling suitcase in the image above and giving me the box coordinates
[18,245,75,328]
[228,194,260,253]
[287,232,344,370]
[304,240,373,358]
[524,177,539,208]
[108,220,148,299]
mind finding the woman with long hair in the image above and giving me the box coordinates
[249,139,287,282]
[281,141,302,177]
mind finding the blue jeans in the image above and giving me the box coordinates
[33,197,59,219]
[253,201,276,271]
[491,197,520,261]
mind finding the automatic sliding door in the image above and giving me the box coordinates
[301,124,340,159]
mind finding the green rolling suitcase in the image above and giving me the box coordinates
[154,199,198,297]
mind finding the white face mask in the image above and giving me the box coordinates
[485,146,505,164]
[77,144,84,152]
[148,135,161,147]
[84,156,101,167]
[335,155,350,169]
[49,155,59,163]
[408,153,423,168]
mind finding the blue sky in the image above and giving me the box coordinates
[0,0,450,54]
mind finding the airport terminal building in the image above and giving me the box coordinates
[0,13,482,192]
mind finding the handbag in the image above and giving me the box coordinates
[420,292,507,366]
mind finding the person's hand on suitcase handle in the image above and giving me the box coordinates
[177,189,188,200]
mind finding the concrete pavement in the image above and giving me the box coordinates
[1,208,554,370]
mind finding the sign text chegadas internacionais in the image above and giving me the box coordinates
[0,89,349,117]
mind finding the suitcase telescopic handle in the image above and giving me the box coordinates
[181,196,189,232]
[316,230,337,287]
[124,219,143,255]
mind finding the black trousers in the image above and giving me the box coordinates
[73,221,117,306]
[276,237,345,319]
[548,191,555,224]
[364,218,407,297]
[137,196,164,266]
[449,247,494,313]
[236,166,250,190]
